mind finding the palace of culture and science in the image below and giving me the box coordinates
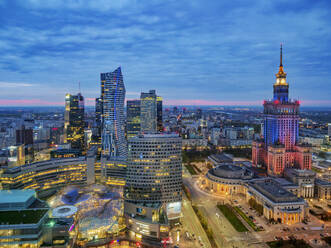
[252,46,312,176]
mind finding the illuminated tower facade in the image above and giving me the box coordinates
[126,99,141,139]
[64,93,85,151]
[101,67,127,159]
[140,90,157,133]
[252,46,312,176]
[157,96,163,132]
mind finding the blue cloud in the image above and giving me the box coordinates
[0,0,330,105]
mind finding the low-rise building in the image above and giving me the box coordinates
[205,163,253,196]
[315,179,331,200]
[284,169,315,198]
[0,190,49,248]
[246,179,307,224]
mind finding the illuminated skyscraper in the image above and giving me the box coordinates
[252,45,312,176]
[95,97,102,138]
[157,96,163,132]
[124,133,182,238]
[126,100,140,138]
[140,90,157,133]
[101,67,127,159]
[64,93,85,151]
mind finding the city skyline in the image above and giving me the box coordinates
[1,0,331,106]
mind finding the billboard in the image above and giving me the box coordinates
[166,202,181,220]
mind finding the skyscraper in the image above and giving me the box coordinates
[252,45,312,176]
[64,93,85,151]
[126,99,140,139]
[101,67,127,159]
[95,97,102,138]
[140,90,157,133]
[124,133,182,239]
[157,96,163,132]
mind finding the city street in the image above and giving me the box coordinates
[182,170,267,248]
[182,170,331,248]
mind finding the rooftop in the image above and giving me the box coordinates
[0,209,48,225]
[133,133,180,139]
[0,189,35,204]
[249,179,303,203]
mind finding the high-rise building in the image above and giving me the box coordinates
[95,97,102,138]
[16,125,34,163]
[252,45,312,176]
[140,90,157,133]
[64,93,85,151]
[328,123,331,136]
[16,126,33,145]
[124,133,182,239]
[126,99,140,139]
[157,96,163,132]
[101,67,127,159]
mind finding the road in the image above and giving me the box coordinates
[180,195,212,248]
[183,172,267,248]
[183,170,331,248]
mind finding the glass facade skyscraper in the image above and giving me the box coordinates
[64,93,85,151]
[100,67,127,159]
[157,96,163,132]
[125,133,182,204]
[126,99,140,139]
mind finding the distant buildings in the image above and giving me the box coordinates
[252,46,312,176]
[100,67,127,159]
[220,126,254,147]
[126,90,163,138]
[64,93,85,151]
[124,133,182,239]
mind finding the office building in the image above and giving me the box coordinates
[100,67,127,159]
[64,93,85,151]
[140,90,157,133]
[157,96,163,132]
[95,97,102,138]
[124,133,182,239]
[16,125,33,145]
[252,46,312,176]
[126,99,141,139]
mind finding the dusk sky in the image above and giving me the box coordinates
[0,0,331,106]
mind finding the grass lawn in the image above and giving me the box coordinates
[217,204,248,232]
[233,206,259,231]
[184,163,197,175]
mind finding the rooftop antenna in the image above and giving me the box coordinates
[78,81,81,94]
[280,43,283,66]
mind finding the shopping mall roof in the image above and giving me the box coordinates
[0,189,35,206]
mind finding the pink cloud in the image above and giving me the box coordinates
[163,99,261,106]
[1,98,330,107]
